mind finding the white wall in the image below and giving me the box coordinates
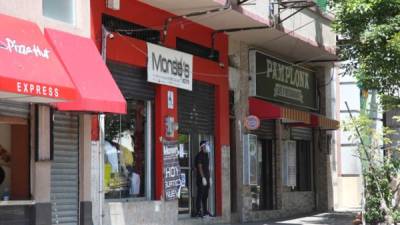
[236,0,336,48]
[335,65,363,210]
[0,0,90,37]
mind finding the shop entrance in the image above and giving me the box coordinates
[259,139,274,210]
[178,133,215,216]
[178,82,215,217]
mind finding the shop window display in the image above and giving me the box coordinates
[0,123,29,200]
[104,100,150,199]
[0,139,11,200]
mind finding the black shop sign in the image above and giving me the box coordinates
[163,142,181,201]
[249,50,318,110]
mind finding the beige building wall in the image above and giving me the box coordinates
[335,177,363,210]
[333,66,364,210]
[0,0,90,37]
[229,0,335,49]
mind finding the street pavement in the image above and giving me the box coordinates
[228,212,356,225]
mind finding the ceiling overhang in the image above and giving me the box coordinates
[140,0,337,63]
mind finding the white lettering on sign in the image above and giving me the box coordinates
[147,43,193,91]
[266,58,309,90]
[165,166,179,179]
[0,38,50,59]
[273,83,304,103]
[17,81,59,97]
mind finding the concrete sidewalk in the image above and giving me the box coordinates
[228,212,356,225]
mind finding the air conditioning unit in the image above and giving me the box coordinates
[107,0,120,10]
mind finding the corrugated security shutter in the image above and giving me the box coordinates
[291,127,313,140]
[250,120,275,139]
[107,60,155,101]
[178,81,215,134]
[0,100,30,118]
[51,112,79,225]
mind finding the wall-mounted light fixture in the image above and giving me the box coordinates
[106,0,120,10]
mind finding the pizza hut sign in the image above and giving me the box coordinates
[244,115,260,130]
[0,37,50,59]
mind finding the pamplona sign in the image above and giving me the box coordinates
[163,141,181,201]
[147,43,193,91]
[249,50,317,110]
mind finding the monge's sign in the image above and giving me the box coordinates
[249,50,317,110]
[147,43,193,91]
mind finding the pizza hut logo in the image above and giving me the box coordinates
[0,37,50,59]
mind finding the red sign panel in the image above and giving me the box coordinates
[0,14,77,101]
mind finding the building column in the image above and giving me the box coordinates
[275,120,284,210]
[31,105,52,225]
[80,114,93,225]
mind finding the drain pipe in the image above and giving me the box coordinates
[99,26,111,225]
[162,0,232,44]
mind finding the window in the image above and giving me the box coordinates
[176,38,220,62]
[296,140,312,191]
[340,146,361,175]
[0,118,30,200]
[43,0,75,24]
[102,14,161,44]
[104,100,153,200]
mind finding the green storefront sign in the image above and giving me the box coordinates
[249,50,317,110]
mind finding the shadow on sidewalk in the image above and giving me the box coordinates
[228,211,356,225]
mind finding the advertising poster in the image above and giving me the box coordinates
[163,141,181,201]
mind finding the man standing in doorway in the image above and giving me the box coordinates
[194,140,213,218]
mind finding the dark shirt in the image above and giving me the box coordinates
[194,151,210,180]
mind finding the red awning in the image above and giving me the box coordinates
[311,114,340,130]
[249,97,310,124]
[45,29,127,114]
[0,14,77,102]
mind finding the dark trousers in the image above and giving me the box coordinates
[196,183,209,214]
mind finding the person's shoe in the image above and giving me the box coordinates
[196,212,203,218]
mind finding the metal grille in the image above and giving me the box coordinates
[102,14,160,43]
[178,81,215,134]
[176,38,219,62]
[51,112,79,225]
[0,100,30,118]
[250,120,275,139]
[291,127,312,140]
[107,60,155,101]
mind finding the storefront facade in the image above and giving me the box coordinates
[229,43,339,222]
[90,1,230,224]
[0,2,125,225]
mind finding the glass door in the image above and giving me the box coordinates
[178,133,215,216]
[198,134,215,215]
[178,134,191,215]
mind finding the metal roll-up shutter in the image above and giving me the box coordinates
[250,120,275,139]
[178,81,215,134]
[107,60,155,100]
[0,100,30,118]
[291,127,313,140]
[51,112,79,225]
